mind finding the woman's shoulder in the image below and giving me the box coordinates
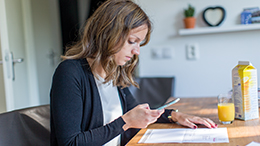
[51,59,93,89]
[59,59,82,66]
[58,59,89,69]
[54,59,89,76]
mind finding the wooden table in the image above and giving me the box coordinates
[126,97,260,146]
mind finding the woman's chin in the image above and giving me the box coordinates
[117,61,127,66]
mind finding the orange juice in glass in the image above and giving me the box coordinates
[217,93,235,124]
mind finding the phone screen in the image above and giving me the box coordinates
[156,98,180,110]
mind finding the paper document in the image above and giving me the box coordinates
[246,142,260,146]
[139,128,229,143]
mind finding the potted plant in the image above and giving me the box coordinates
[183,4,196,29]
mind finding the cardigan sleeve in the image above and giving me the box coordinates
[50,60,125,146]
[122,87,138,111]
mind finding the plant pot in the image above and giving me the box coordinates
[183,17,196,29]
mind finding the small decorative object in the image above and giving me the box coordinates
[202,6,226,27]
[183,4,196,29]
[251,9,260,24]
[241,7,259,24]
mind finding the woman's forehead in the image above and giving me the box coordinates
[128,25,148,40]
[130,25,148,33]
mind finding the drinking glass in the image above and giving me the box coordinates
[217,93,235,124]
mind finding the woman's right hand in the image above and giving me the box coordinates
[121,104,164,131]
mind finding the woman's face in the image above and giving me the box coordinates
[114,24,148,66]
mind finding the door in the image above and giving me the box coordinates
[0,0,61,111]
[0,39,6,113]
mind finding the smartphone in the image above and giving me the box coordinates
[156,98,180,110]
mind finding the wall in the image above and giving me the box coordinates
[134,0,260,97]
[78,0,90,26]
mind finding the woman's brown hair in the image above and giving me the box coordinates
[62,0,152,88]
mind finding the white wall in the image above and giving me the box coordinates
[135,0,260,97]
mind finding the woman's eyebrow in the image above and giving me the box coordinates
[130,34,141,41]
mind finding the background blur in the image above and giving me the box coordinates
[134,0,260,97]
[0,0,259,113]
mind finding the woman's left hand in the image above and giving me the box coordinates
[171,111,217,129]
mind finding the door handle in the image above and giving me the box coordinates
[2,51,24,80]
[9,52,24,80]
[0,58,24,64]
[13,58,24,64]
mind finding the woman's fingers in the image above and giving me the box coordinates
[188,117,212,128]
[139,103,150,109]
[173,112,217,129]
[204,118,218,128]
[148,109,165,124]
[182,118,198,129]
[122,104,165,130]
[192,117,217,128]
[150,109,165,117]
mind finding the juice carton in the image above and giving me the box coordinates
[232,61,259,120]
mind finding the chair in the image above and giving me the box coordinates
[129,77,175,109]
[0,105,50,146]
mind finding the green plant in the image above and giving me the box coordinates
[184,4,195,17]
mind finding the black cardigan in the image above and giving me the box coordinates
[50,59,172,146]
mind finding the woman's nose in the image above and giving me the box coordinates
[132,47,140,55]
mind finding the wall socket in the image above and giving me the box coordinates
[186,43,199,60]
[151,47,174,59]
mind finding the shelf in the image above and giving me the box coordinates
[179,24,260,36]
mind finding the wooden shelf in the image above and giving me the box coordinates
[179,24,260,36]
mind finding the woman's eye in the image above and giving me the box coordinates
[128,40,135,44]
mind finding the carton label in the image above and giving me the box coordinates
[232,63,259,120]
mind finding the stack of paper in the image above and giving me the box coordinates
[139,128,229,144]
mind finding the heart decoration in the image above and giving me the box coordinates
[202,6,226,27]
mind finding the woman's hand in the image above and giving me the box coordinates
[171,112,217,129]
[122,104,164,131]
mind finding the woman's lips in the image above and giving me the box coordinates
[126,56,132,61]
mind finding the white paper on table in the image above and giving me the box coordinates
[246,142,260,146]
[138,128,229,144]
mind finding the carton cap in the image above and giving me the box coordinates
[238,61,251,65]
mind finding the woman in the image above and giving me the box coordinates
[50,0,217,145]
